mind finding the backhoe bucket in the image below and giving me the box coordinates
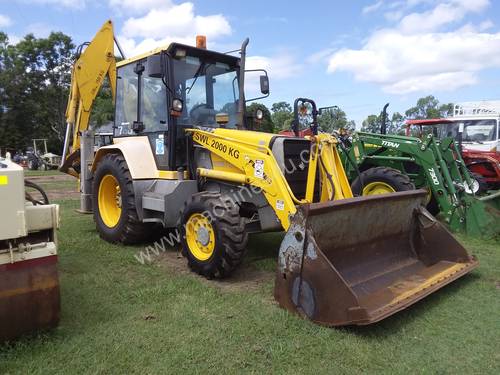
[274,190,478,326]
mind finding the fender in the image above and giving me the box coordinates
[92,136,171,179]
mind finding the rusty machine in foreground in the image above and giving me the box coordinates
[0,155,60,341]
[61,21,477,326]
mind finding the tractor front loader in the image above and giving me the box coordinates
[341,131,500,239]
[60,21,478,326]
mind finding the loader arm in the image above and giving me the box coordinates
[60,20,118,178]
[188,129,353,230]
[346,131,500,237]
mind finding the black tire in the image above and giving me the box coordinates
[28,159,38,171]
[351,166,415,196]
[426,194,440,216]
[180,192,248,279]
[24,180,49,205]
[92,153,150,244]
[470,173,488,194]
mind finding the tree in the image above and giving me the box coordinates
[246,103,274,133]
[318,106,355,133]
[0,32,75,153]
[361,114,380,133]
[270,101,293,132]
[405,95,453,119]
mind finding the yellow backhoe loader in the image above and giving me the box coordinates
[61,20,478,326]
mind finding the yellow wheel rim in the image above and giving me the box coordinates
[362,181,396,195]
[98,174,122,228]
[186,213,215,261]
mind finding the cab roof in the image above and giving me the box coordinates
[116,43,239,68]
[405,118,453,127]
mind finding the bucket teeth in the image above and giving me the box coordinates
[274,190,478,326]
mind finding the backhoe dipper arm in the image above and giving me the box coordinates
[60,20,117,177]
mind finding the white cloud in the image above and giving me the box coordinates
[329,29,500,94]
[118,2,231,56]
[326,0,498,94]
[246,54,302,80]
[0,14,12,28]
[108,0,172,15]
[363,1,384,15]
[398,0,489,34]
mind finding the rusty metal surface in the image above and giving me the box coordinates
[274,190,478,326]
[0,255,60,342]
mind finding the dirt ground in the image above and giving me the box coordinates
[157,249,275,294]
[25,173,80,200]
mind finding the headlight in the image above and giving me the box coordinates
[255,109,264,121]
[172,98,183,112]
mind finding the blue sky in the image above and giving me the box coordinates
[2,0,500,127]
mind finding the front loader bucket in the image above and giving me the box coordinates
[462,190,500,239]
[274,190,478,326]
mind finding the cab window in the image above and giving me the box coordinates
[141,75,168,132]
[115,60,168,135]
[115,63,138,136]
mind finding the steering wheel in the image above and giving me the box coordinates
[189,104,216,125]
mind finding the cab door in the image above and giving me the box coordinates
[114,59,170,170]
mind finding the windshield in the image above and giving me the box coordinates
[438,120,498,143]
[172,55,240,129]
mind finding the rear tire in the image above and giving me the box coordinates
[92,153,150,244]
[351,166,415,196]
[180,192,248,279]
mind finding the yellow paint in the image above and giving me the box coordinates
[62,20,117,177]
[362,182,396,195]
[185,213,215,261]
[158,170,189,180]
[188,129,355,231]
[116,45,171,68]
[210,153,241,173]
[98,174,121,228]
[386,263,467,307]
[0,175,8,185]
[198,168,247,184]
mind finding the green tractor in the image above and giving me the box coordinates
[338,106,500,239]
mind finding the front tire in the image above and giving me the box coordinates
[180,192,248,279]
[351,166,415,196]
[92,153,150,244]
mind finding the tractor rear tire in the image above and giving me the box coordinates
[92,153,150,244]
[351,166,415,196]
[180,192,248,279]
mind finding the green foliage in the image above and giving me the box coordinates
[270,101,293,132]
[361,111,405,134]
[90,78,114,128]
[318,106,355,133]
[405,95,453,119]
[0,32,74,153]
[362,96,454,135]
[246,102,274,133]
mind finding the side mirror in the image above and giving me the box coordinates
[146,54,164,78]
[244,69,270,102]
[260,75,269,95]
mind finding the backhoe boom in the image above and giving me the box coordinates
[60,20,117,177]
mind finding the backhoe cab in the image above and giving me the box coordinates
[61,21,478,327]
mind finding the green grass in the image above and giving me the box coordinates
[1,199,499,374]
